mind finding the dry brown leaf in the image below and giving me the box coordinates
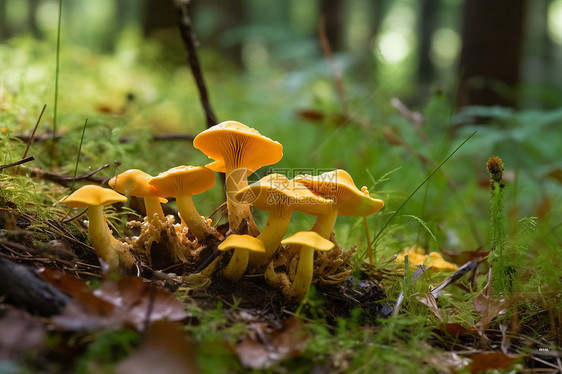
[49,273,188,332]
[473,269,512,329]
[236,317,306,370]
[419,292,443,322]
[469,351,521,373]
[437,323,473,337]
[116,320,199,374]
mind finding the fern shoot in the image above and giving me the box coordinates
[486,156,512,294]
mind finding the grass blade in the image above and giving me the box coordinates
[361,130,477,260]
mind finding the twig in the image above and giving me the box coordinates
[15,164,109,187]
[172,0,217,129]
[119,133,195,143]
[430,259,480,298]
[0,156,35,171]
[391,98,426,142]
[22,104,46,159]
[13,132,195,144]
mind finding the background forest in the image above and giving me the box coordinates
[0,0,562,373]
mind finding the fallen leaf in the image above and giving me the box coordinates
[116,321,198,374]
[0,305,46,360]
[440,246,489,265]
[419,292,443,322]
[469,351,521,373]
[473,269,513,329]
[295,109,325,122]
[436,323,473,337]
[49,272,188,332]
[545,168,562,183]
[236,317,306,370]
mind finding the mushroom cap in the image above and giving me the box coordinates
[193,120,283,174]
[218,234,266,253]
[149,165,215,197]
[108,169,164,198]
[281,231,335,251]
[205,159,225,173]
[234,173,334,216]
[62,185,127,208]
[294,169,384,216]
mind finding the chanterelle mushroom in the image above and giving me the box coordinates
[149,165,216,242]
[235,173,333,270]
[217,234,266,281]
[62,185,135,273]
[281,231,334,300]
[294,169,384,239]
[193,121,283,235]
[108,169,167,221]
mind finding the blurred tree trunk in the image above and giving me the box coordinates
[191,0,245,66]
[417,0,437,86]
[320,0,345,50]
[27,0,41,39]
[458,0,527,108]
[0,0,10,40]
[143,0,177,37]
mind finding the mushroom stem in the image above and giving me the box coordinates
[225,168,259,235]
[284,210,338,260]
[87,206,135,272]
[222,248,250,282]
[288,245,315,300]
[176,194,213,241]
[144,196,165,221]
[311,210,339,239]
[250,212,292,269]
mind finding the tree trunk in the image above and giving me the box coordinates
[320,0,345,51]
[458,0,527,108]
[0,0,10,40]
[417,0,438,86]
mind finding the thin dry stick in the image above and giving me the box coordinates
[172,0,217,129]
[22,104,46,159]
[13,132,195,144]
[318,16,347,115]
[17,164,109,187]
[0,157,35,172]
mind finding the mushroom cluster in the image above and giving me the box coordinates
[61,120,385,300]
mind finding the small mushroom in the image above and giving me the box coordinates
[395,247,458,272]
[149,166,216,242]
[108,169,167,221]
[62,185,135,273]
[193,121,283,235]
[294,169,384,239]
[217,234,266,281]
[235,173,333,270]
[281,231,335,300]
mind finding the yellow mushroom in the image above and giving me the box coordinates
[394,246,458,272]
[193,121,283,235]
[235,173,333,270]
[294,170,384,239]
[217,234,266,281]
[149,166,216,242]
[108,169,168,221]
[281,231,335,300]
[62,185,135,273]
